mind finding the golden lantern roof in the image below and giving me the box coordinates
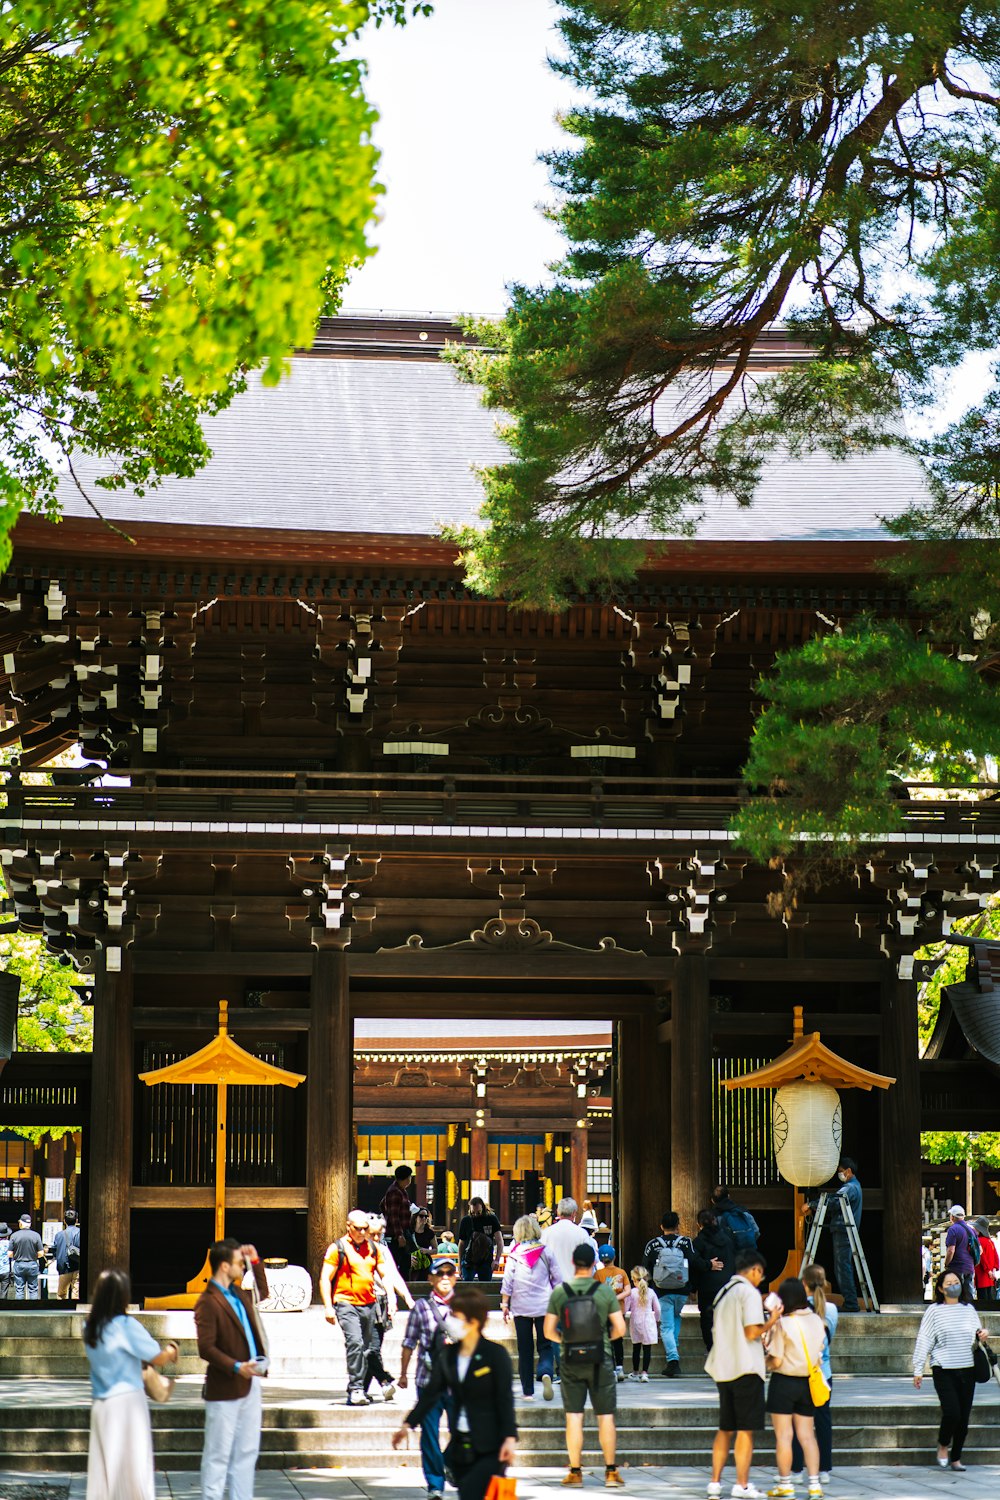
[139,1000,305,1089]
[723,1006,895,1092]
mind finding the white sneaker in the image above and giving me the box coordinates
[707,1485,722,1499]
[626,1372,639,1381]
[615,1365,625,1382]
[732,1487,764,1499]
[818,1476,831,1486]
[807,1483,823,1499]
[639,1371,649,1382]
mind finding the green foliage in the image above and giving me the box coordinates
[921,1132,1000,1170]
[0,1,429,567]
[0,933,92,1052]
[449,0,1000,604]
[731,622,1000,882]
[445,2,1000,867]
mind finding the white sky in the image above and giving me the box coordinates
[344,0,992,425]
[345,0,566,317]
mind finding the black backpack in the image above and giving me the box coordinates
[466,1226,493,1265]
[557,1281,605,1365]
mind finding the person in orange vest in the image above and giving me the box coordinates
[320,1208,393,1406]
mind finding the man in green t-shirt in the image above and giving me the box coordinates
[545,1241,627,1488]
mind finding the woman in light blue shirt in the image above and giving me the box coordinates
[83,1269,178,1500]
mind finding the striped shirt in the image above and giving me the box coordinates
[912,1302,983,1374]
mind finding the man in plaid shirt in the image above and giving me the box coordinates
[397,1254,457,1500]
[382,1165,415,1279]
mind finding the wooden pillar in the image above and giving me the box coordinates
[88,951,133,1285]
[616,1012,670,1268]
[414,1161,429,1208]
[544,1132,571,1207]
[670,954,713,1235]
[881,971,922,1301]
[470,1123,489,1186]
[307,949,352,1285]
[571,1124,588,1211]
[445,1123,471,1229]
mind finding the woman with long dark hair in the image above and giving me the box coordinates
[82,1268,178,1500]
[765,1276,827,1499]
[691,1207,736,1350]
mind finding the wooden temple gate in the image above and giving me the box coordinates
[1,313,987,1302]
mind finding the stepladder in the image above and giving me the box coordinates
[801,1191,880,1313]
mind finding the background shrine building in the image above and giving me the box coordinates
[2,313,996,1304]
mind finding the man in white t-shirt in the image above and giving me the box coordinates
[704,1249,781,1500]
[542,1198,599,1282]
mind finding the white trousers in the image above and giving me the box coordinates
[200,1379,263,1500]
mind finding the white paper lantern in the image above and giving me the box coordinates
[771,1081,842,1186]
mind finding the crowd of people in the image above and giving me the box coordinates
[0,1208,81,1299]
[66,1159,1000,1500]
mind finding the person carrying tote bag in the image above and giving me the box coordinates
[912,1269,992,1472]
[393,1285,517,1500]
[764,1277,827,1499]
[83,1268,178,1500]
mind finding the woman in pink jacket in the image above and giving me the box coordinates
[500,1214,561,1399]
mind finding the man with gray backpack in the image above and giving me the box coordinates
[545,1241,627,1488]
[644,1210,710,1378]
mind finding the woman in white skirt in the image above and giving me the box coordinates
[83,1268,178,1500]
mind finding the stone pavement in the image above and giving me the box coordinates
[1,1464,998,1500]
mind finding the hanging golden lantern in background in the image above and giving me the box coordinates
[772,1080,842,1187]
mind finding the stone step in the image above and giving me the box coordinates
[2,1308,997,1384]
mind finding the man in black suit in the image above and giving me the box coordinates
[393,1284,517,1500]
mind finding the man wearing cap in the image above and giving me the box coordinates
[595,1245,629,1382]
[945,1206,978,1304]
[9,1213,44,1300]
[398,1254,458,1500]
[320,1209,393,1406]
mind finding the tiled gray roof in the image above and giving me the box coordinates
[53,330,932,542]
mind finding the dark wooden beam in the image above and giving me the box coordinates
[88,953,133,1291]
[709,959,886,982]
[133,1007,311,1031]
[616,1012,670,1267]
[711,1013,882,1036]
[132,952,313,975]
[881,973,923,1302]
[130,1186,308,1210]
[307,951,352,1288]
[671,953,714,1232]
[349,952,669,982]
[352,990,655,1019]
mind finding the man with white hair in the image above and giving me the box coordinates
[944,1205,978,1304]
[543,1198,599,1283]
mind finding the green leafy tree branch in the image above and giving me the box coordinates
[0,1,430,567]
[444,2,1000,876]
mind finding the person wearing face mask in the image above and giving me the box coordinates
[398,1255,460,1500]
[826,1158,863,1313]
[392,1286,517,1500]
[912,1269,991,1472]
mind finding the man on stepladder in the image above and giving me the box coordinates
[826,1157,863,1313]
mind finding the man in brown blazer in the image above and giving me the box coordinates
[194,1240,270,1500]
